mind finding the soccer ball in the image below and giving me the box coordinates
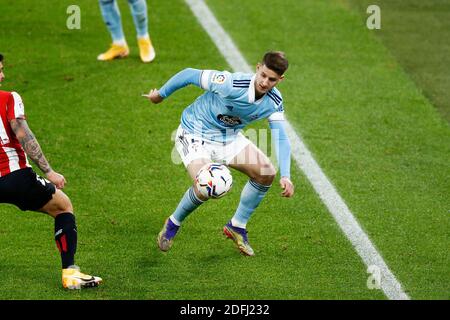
[195,163,233,199]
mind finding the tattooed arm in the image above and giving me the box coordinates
[10,118,66,189]
[10,118,51,173]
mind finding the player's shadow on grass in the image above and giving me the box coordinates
[135,243,243,270]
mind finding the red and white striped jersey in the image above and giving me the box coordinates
[0,90,30,177]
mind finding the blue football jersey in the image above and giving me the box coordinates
[180,70,284,142]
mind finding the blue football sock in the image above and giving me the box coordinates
[128,0,149,38]
[99,0,125,43]
[231,180,271,228]
[170,187,205,225]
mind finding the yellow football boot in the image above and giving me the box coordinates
[97,44,129,61]
[138,37,156,63]
[62,265,102,289]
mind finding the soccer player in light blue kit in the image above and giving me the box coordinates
[97,0,155,63]
[145,51,294,256]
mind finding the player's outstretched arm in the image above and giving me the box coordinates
[10,118,66,189]
[143,68,202,104]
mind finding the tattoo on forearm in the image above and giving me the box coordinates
[11,119,52,174]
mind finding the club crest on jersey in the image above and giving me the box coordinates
[217,114,242,126]
[212,73,226,84]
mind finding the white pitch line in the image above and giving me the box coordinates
[184,0,410,300]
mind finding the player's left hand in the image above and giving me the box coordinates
[46,170,66,189]
[280,176,294,197]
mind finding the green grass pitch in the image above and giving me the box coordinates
[0,0,448,299]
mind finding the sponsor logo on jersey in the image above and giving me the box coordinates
[217,114,242,126]
[212,73,226,84]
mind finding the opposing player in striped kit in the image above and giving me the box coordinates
[145,51,294,256]
[0,54,102,289]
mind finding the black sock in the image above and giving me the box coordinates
[54,212,77,269]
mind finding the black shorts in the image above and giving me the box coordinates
[0,168,56,211]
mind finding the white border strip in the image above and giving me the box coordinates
[185,0,409,300]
